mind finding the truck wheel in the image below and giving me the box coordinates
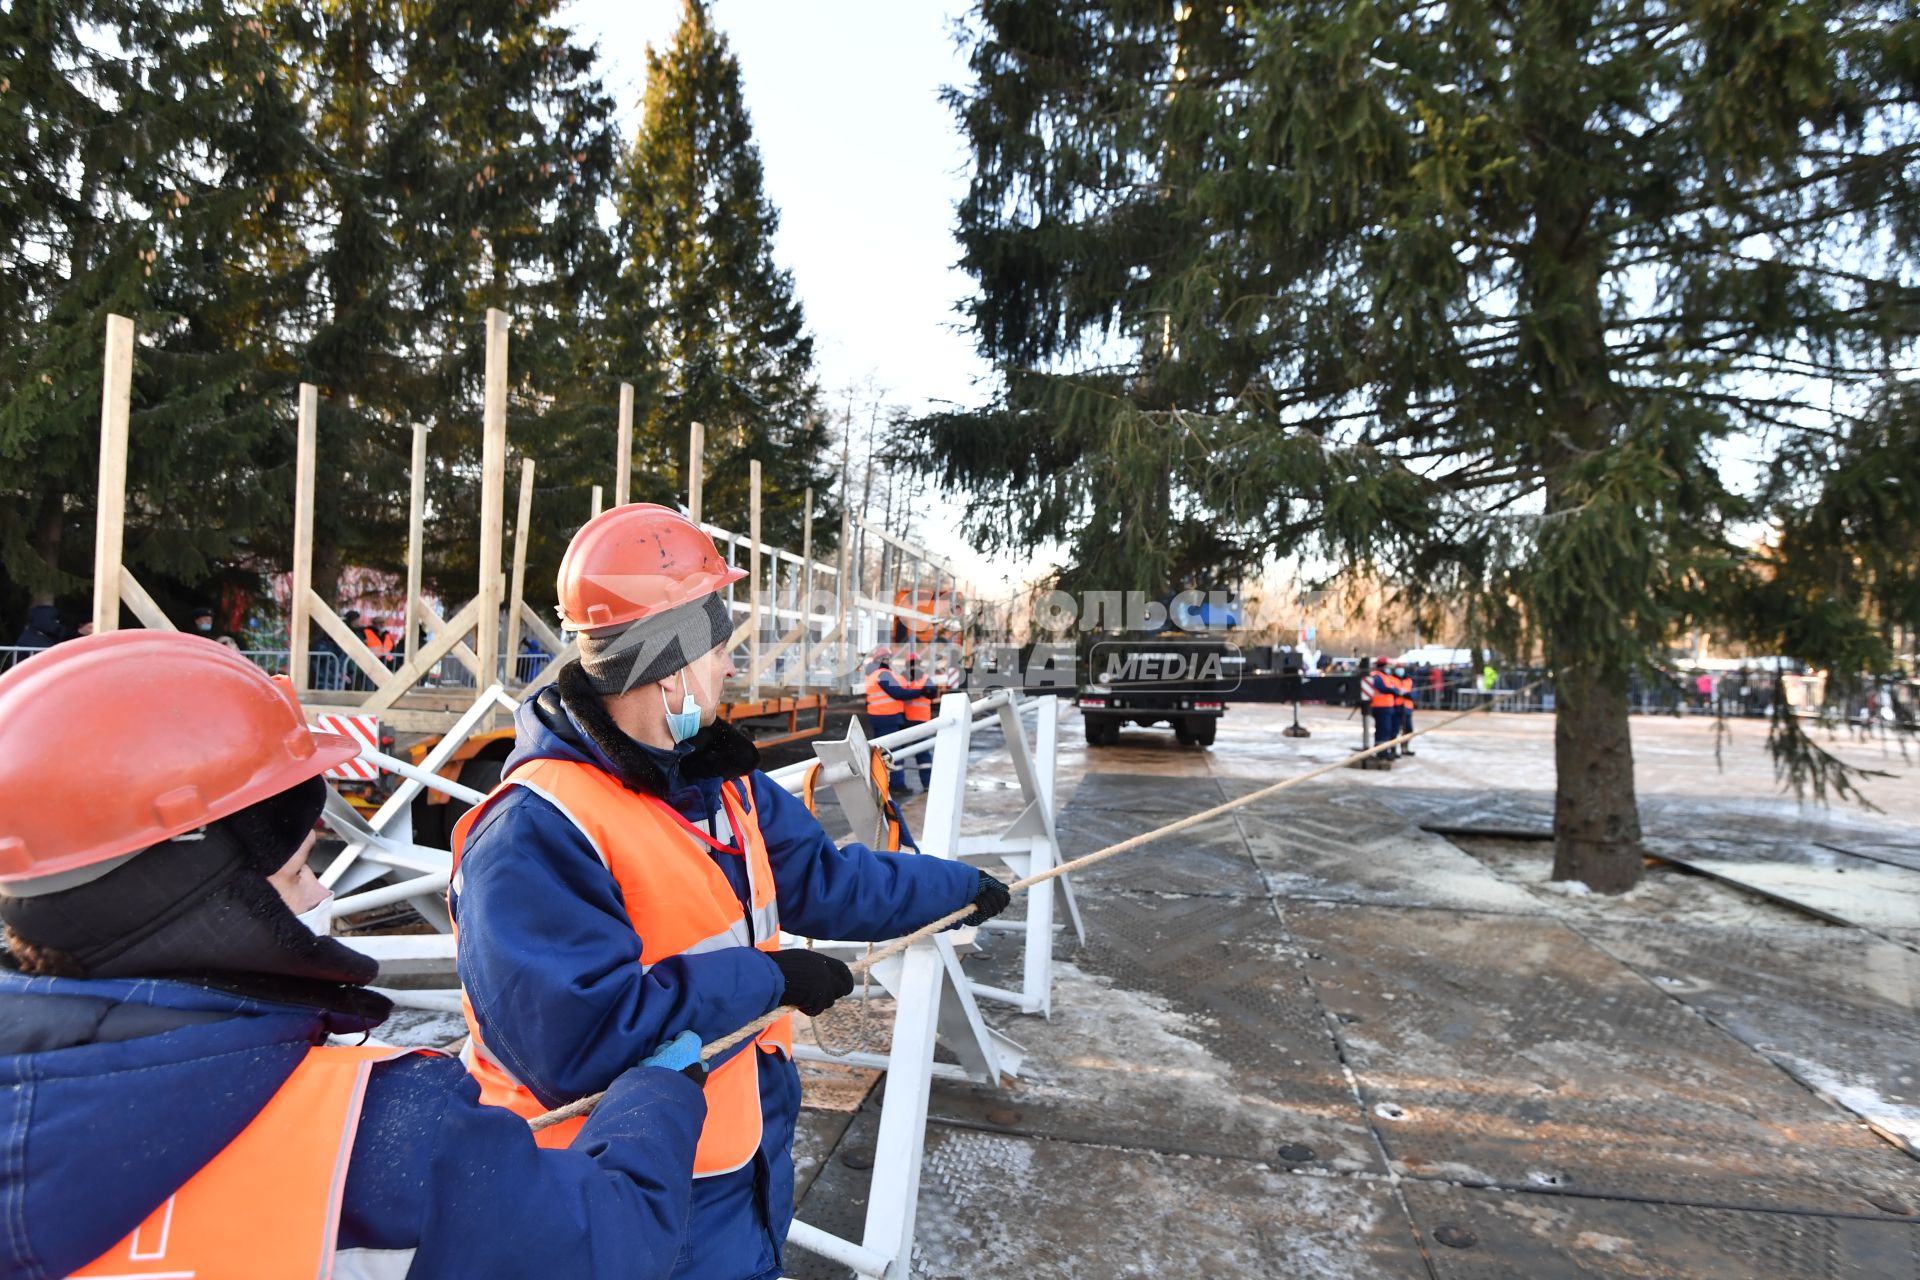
[1174,721,1196,746]
[1084,717,1109,746]
[1193,717,1217,747]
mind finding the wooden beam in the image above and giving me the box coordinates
[516,599,564,658]
[476,309,510,692]
[290,383,318,693]
[92,314,136,633]
[800,618,846,681]
[307,588,397,687]
[615,382,633,508]
[363,595,484,712]
[797,487,813,688]
[747,618,807,686]
[747,459,761,699]
[415,595,483,676]
[405,421,427,669]
[520,638,579,694]
[590,484,603,519]
[118,568,176,631]
[505,457,535,685]
[687,420,704,522]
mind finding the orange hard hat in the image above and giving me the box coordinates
[556,503,746,632]
[0,632,359,889]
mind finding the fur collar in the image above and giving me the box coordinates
[554,660,761,798]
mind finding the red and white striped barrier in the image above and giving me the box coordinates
[315,714,382,780]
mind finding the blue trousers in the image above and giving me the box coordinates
[1372,707,1399,755]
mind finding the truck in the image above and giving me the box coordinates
[1074,637,1241,747]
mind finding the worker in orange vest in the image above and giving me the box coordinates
[1393,663,1417,756]
[450,503,1010,1280]
[0,632,708,1280]
[898,651,935,791]
[1368,656,1401,759]
[863,645,926,790]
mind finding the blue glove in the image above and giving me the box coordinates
[638,1029,707,1087]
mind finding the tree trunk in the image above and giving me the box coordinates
[28,489,66,606]
[1550,648,1644,892]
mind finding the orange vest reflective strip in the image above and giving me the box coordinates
[1369,675,1395,708]
[902,675,932,722]
[72,1044,408,1280]
[865,671,904,715]
[451,759,790,1174]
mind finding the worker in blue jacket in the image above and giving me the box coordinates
[862,646,926,790]
[0,631,706,1280]
[451,503,1011,1280]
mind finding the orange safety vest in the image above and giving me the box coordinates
[72,1043,409,1279]
[362,627,393,657]
[1394,674,1414,709]
[1368,673,1396,709]
[865,670,905,716]
[451,758,791,1171]
[902,674,932,723]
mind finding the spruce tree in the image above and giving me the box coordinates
[612,0,833,550]
[928,1,1920,890]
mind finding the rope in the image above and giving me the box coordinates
[528,684,1534,1132]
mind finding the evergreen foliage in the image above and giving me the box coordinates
[927,0,1920,889]
[612,0,833,550]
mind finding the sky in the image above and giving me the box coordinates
[561,0,1040,593]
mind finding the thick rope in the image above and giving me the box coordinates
[528,685,1531,1131]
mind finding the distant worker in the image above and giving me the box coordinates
[0,631,708,1280]
[450,503,1010,1280]
[1367,657,1399,759]
[1480,661,1499,693]
[1393,664,1416,756]
[899,651,934,792]
[13,604,92,653]
[864,645,926,792]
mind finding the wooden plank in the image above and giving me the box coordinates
[521,637,578,694]
[615,382,634,507]
[306,588,397,687]
[415,595,483,676]
[92,314,136,633]
[117,568,176,631]
[748,459,761,699]
[747,617,807,686]
[687,419,704,522]
[290,383,318,693]
[405,421,427,669]
[505,457,535,685]
[476,308,510,693]
[362,595,484,713]
[590,484,603,519]
[516,600,565,659]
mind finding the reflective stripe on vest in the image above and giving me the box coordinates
[865,671,904,715]
[71,1044,410,1280]
[451,758,791,1175]
[1369,674,1395,709]
[901,676,932,723]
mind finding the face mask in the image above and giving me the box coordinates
[195,620,212,633]
[294,892,335,937]
[660,669,703,744]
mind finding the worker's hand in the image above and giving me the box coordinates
[769,948,855,1016]
[953,870,1011,928]
[638,1028,707,1087]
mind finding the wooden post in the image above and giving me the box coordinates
[590,485,603,519]
[799,487,813,689]
[92,314,136,634]
[476,309,510,691]
[837,509,852,686]
[405,421,427,670]
[290,383,318,694]
[505,457,535,686]
[615,382,634,508]
[687,420,704,523]
[748,459,761,698]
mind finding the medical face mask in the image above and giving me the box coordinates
[661,670,704,743]
[294,892,335,937]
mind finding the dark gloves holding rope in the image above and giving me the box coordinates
[953,870,1012,929]
[769,947,856,1016]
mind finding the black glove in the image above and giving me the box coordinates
[768,947,855,1016]
[956,870,1012,928]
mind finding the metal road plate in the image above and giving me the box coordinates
[933,889,1385,1173]
[1402,1183,1920,1279]
[792,1111,1428,1280]
[1578,920,1920,1154]
[1060,769,1225,815]
[1667,855,1920,935]
[1284,904,1920,1218]
[1233,792,1544,914]
[1053,807,1266,897]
